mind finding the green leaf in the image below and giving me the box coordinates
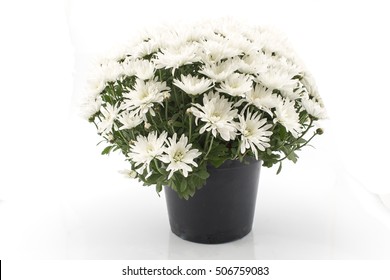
[287,151,299,163]
[276,162,283,174]
[155,182,163,194]
[209,158,226,168]
[101,145,114,155]
[295,137,307,145]
[180,180,187,192]
[196,169,209,179]
[145,173,161,184]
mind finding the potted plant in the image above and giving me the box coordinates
[81,19,326,244]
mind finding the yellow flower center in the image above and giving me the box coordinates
[173,151,184,162]
[146,144,154,153]
[140,89,150,100]
[243,128,252,137]
[210,113,221,123]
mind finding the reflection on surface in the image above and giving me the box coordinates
[381,194,390,209]
[345,173,390,231]
[168,231,255,259]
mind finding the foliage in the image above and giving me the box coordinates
[82,19,326,199]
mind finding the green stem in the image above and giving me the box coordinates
[234,140,242,159]
[117,128,128,143]
[203,131,211,151]
[204,136,214,159]
[157,111,164,127]
[92,120,98,130]
[149,114,160,133]
[189,115,192,140]
[276,118,314,151]
[296,118,314,142]
[153,159,164,174]
[165,99,168,120]
[188,97,195,140]
[173,86,180,106]
[277,131,318,162]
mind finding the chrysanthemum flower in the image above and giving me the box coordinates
[274,100,302,138]
[191,92,238,141]
[154,43,200,71]
[133,59,155,80]
[238,84,280,116]
[122,78,169,117]
[97,103,121,135]
[199,59,238,82]
[173,74,213,96]
[217,73,253,97]
[200,39,242,64]
[236,111,273,160]
[117,111,143,130]
[159,134,202,179]
[128,131,168,175]
[302,98,327,119]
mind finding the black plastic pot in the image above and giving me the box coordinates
[164,158,261,244]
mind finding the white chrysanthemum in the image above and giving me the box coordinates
[117,111,143,130]
[173,74,213,96]
[129,39,160,59]
[86,75,106,97]
[119,169,137,179]
[226,33,255,54]
[80,96,102,120]
[99,59,124,82]
[191,92,238,141]
[258,26,296,60]
[200,39,242,64]
[217,73,253,97]
[238,53,268,75]
[255,56,301,95]
[122,58,136,76]
[302,98,327,119]
[159,133,202,179]
[241,26,266,48]
[256,65,296,92]
[97,103,121,135]
[237,111,273,160]
[154,43,200,71]
[301,72,321,101]
[239,84,281,116]
[274,100,302,138]
[199,59,239,82]
[128,131,168,175]
[172,25,210,43]
[133,59,155,80]
[122,78,169,116]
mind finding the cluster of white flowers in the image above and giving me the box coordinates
[83,19,326,192]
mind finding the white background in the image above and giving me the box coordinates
[1,0,390,261]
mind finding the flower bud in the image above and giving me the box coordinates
[107,133,114,143]
[163,92,171,100]
[128,170,137,178]
[186,108,193,115]
[144,122,151,129]
[316,128,324,135]
[119,169,137,179]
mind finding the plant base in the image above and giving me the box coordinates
[164,159,261,244]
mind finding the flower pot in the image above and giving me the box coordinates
[164,158,261,244]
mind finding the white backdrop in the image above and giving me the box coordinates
[0,0,389,260]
